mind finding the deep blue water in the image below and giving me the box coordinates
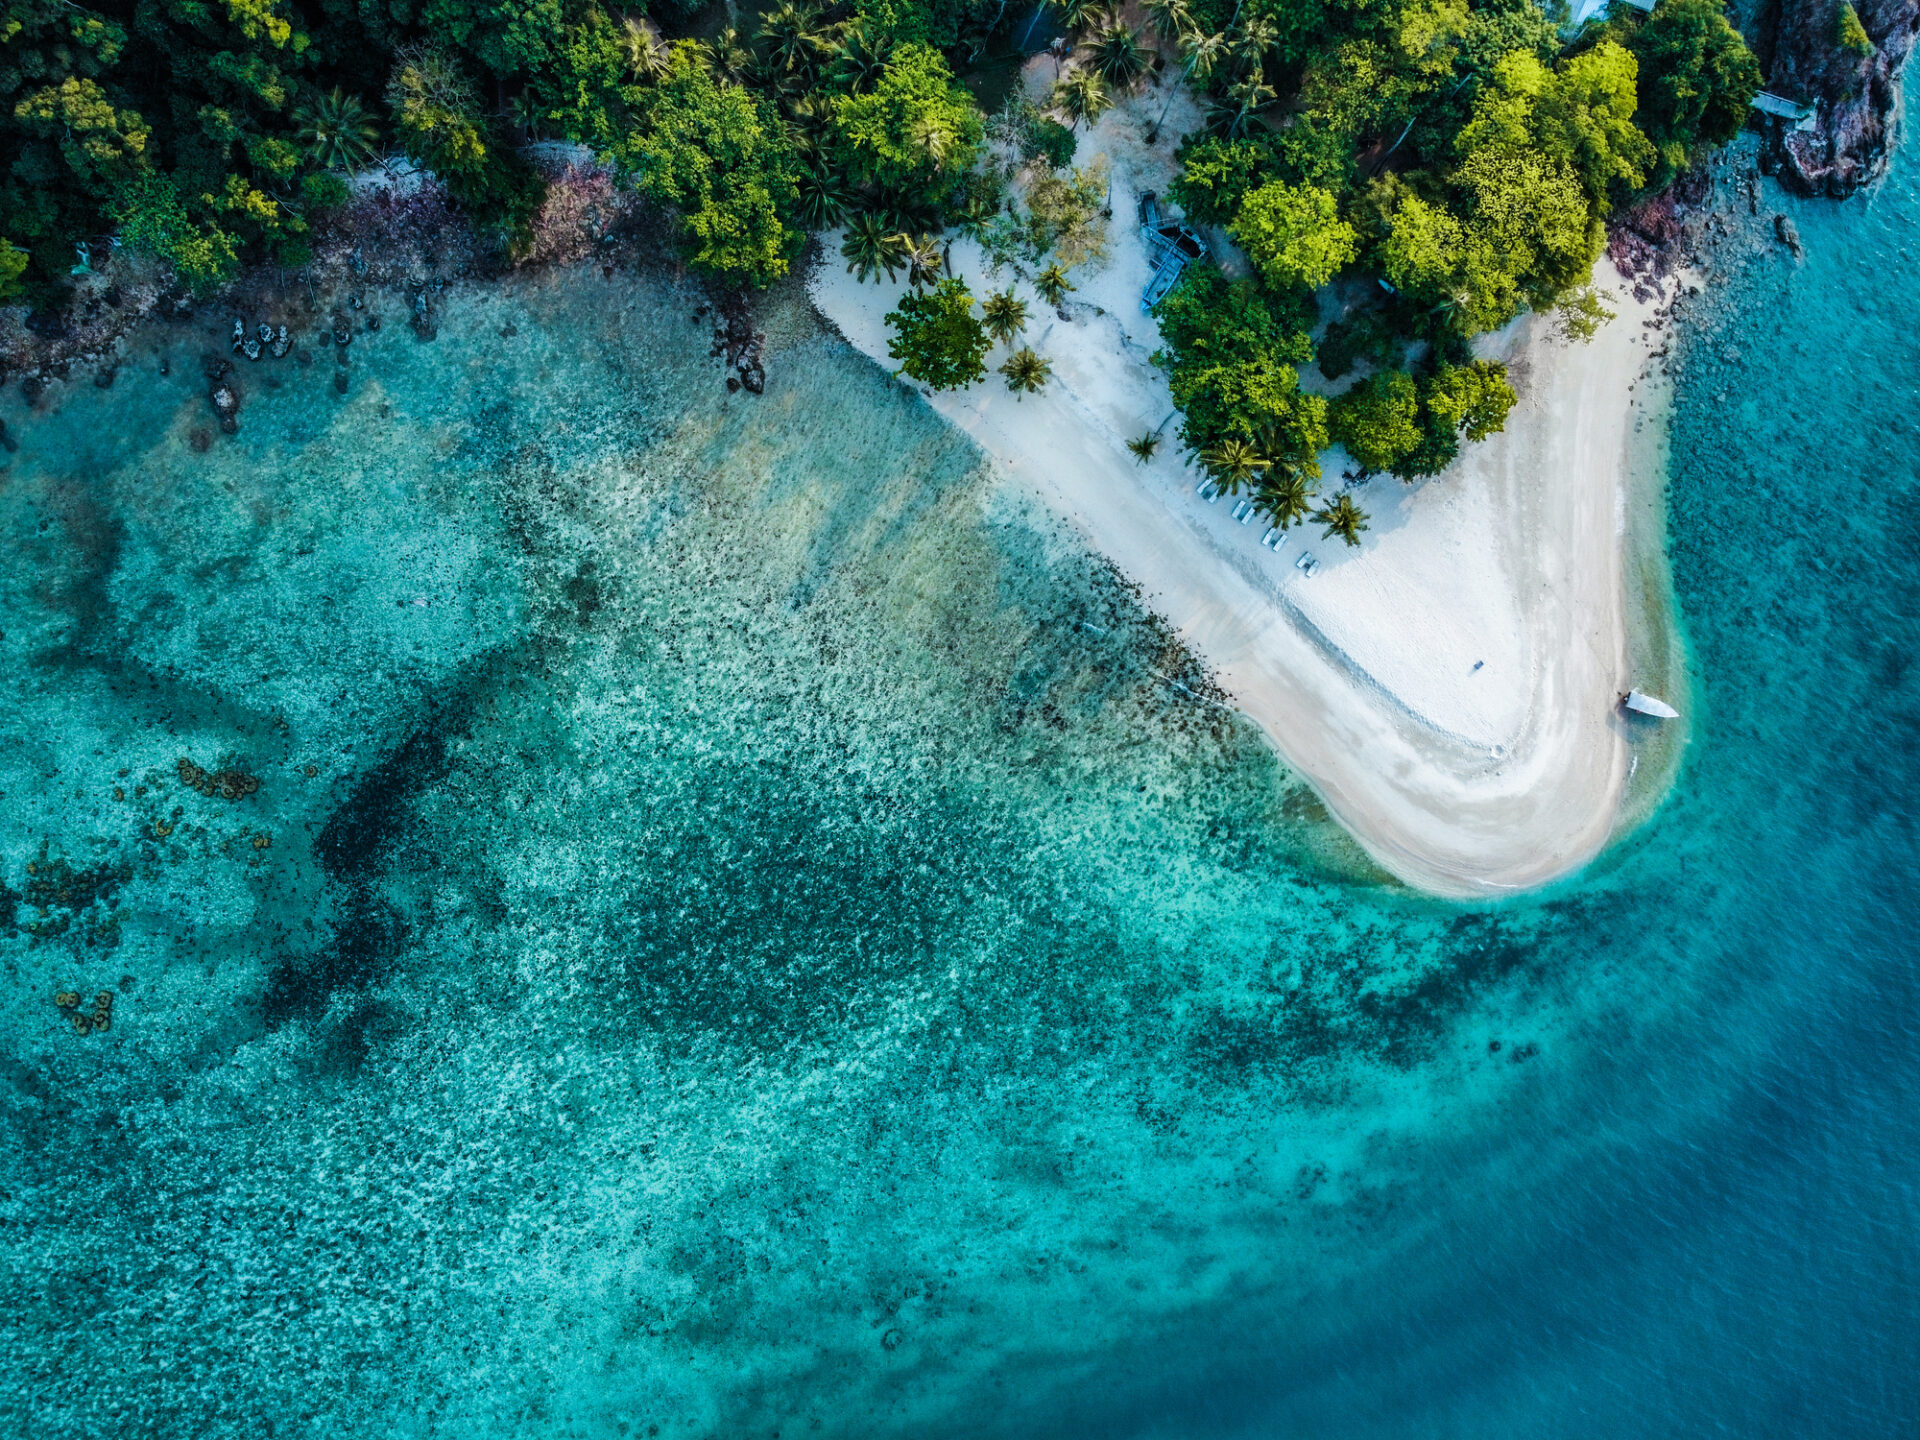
[1080,138,1920,1439]
[0,138,1913,1438]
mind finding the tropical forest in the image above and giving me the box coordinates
[1,0,1760,527]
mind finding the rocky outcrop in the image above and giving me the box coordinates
[1761,0,1920,195]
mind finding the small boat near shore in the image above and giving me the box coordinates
[1623,689,1680,719]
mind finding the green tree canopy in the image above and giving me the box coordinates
[1167,137,1272,228]
[829,43,981,201]
[1422,360,1516,444]
[886,276,990,390]
[622,44,802,286]
[1229,179,1358,293]
[1331,370,1422,472]
[1622,0,1762,185]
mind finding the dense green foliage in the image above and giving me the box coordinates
[886,274,989,388]
[1145,0,1756,499]
[1836,1,1875,54]
[1,0,1757,510]
[620,44,801,285]
[1612,0,1762,186]
[0,0,1001,299]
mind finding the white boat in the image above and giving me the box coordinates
[1623,689,1679,719]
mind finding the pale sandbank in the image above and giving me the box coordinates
[807,74,1668,897]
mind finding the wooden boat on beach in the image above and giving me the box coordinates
[1623,689,1680,719]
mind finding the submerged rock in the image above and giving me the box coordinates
[206,358,240,433]
[410,288,437,341]
[1774,213,1805,256]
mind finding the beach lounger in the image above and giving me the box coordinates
[1260,526,1282,549]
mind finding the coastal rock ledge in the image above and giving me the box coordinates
[1763,0,1919,195]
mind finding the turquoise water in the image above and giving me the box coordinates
[0,135,1914,1435]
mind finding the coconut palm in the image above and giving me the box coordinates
[620,18,670,80]
[1001,347,1052,396]
[902,232,945,289]
[795,160,853,229]
[1257,467,1315,529]
[842,211,909,284]
[759,1,830,80]
[949,184,1001,242]
[1127,432,1161,463]
[1052,0,1106,37]
[1053,69,1112,131]
[1034,263,1076,307]
[911,111,962,172]
[292,88,380,173]
[1152,26,1228,133]
[1232,15,1279,73]
[1143,0,1192,45]
[830,21,894,92]
[1084,18,1150,90]
[981,287,1029,346]
[1209,69,1275,137]
[710,26,755,86]
[1201,437,1268,493]
[1313,492,1371,547]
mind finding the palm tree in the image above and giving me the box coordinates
[1209,69,1275,138]
[1313,493,1371,547]
[293,88,380,173]
[981,287,1029,346]
[843,212,909,284]
[710,26,755,86]
[950,186,1000,242]
[911,111,961,173]
[1201,437,1267,493]
[795,160,852,230]
[902,232,945,289]
[830,21,894,92]
[1001,347,1052,396]
[1127,432,1161,463]
[1152,26,1228,134]
[1034,263,1076,307]
[1257,467,1315,529]
[759,1,830,80]
[620,18,669,81]
[1084,18,1150,90]
[1053,69,1111,131]
[1142,0,1192,46]
[1232,15,1278,74]
[1053,0,1106,37]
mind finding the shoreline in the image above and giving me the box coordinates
[808,87,1682,897]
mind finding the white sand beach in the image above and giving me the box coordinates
[808,74,1664,897]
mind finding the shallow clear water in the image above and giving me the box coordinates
[0,136,1914,1436]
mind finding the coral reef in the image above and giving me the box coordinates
[177,757,261,800]
[52,989,114,1035]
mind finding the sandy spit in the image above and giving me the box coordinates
[807,79,1668,897]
